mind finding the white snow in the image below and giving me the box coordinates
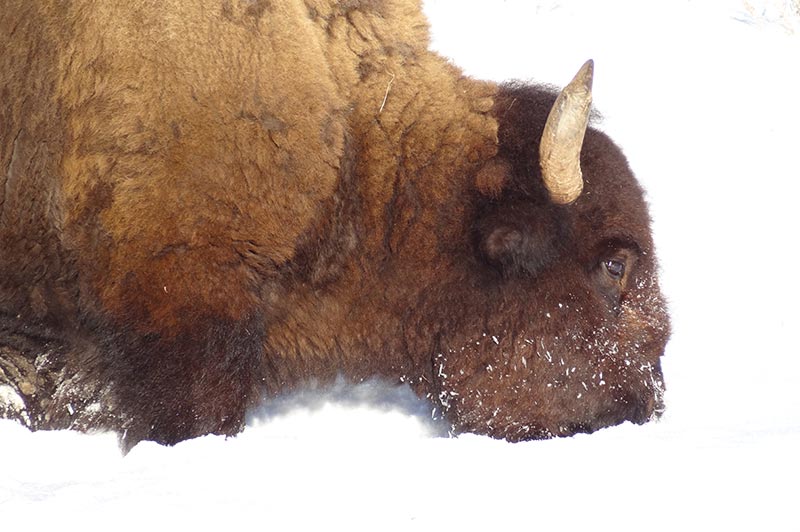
[0,385,28,425]
[2,1,799,530]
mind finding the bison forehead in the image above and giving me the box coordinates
[571,131,655,250]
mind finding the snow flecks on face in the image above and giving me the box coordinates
[537,338,553,363]
[432,267,667,438]
[438,390,457,410]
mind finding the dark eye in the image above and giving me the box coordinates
[604,259,626,280]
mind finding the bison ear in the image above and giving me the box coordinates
[481,225,527,265]
[474,201,563,277]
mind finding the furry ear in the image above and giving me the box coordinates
[474,200,565,277]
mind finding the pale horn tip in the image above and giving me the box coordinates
[539,59,595,205]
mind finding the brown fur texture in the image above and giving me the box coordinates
[1,0,669,448]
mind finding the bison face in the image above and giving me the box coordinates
[421,64,670,441]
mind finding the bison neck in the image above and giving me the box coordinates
[264,51,498,395]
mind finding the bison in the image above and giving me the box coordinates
[0,0,670,450]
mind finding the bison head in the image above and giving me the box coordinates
[414,62,670,440]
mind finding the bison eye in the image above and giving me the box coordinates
[594,248,638,311]
[604,259,626,280]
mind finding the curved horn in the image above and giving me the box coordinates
[539,59,594,205]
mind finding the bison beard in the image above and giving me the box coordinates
[0,0,670,450]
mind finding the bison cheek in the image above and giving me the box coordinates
[430,340,571,441]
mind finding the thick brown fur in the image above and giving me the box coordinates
[1,0,669,448]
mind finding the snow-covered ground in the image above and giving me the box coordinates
[2,1,798,529]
